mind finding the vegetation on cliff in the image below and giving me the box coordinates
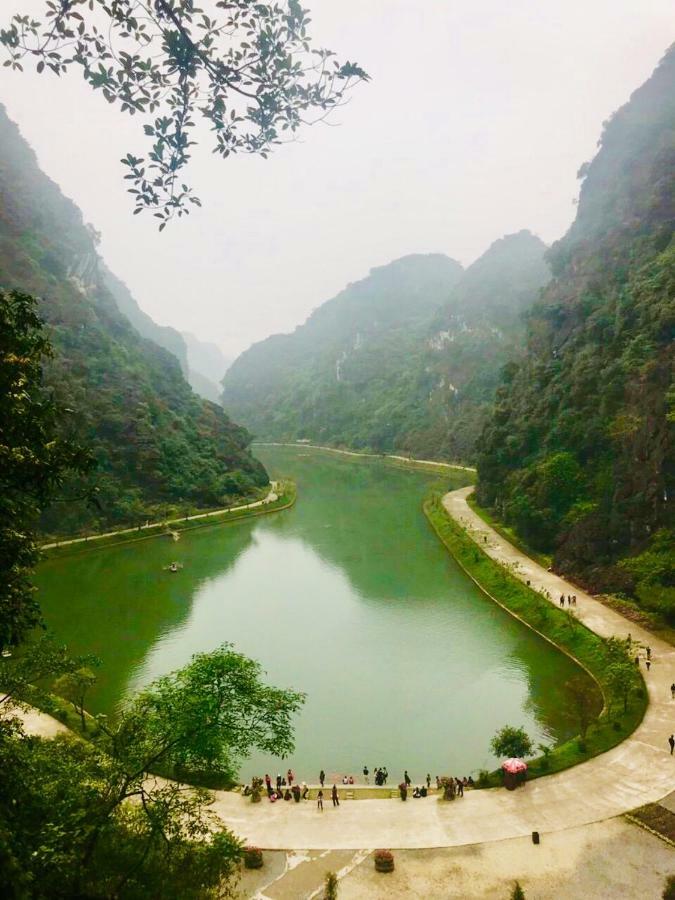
[223,234,549,460]
[476,46,675,615]
[0,105,267,536]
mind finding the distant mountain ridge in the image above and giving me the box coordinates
[182,331,232,403]
[222,234,550,460]
[222,253,465,450]
[0,104,267,535]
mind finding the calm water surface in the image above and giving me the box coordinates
[35,447,593,782]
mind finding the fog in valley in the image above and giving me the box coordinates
[3,0,672,358]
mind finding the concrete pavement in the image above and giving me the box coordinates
[207,486,675,849]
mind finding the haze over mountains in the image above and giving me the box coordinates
[222,231,550,460]
[0,104,266,536]
[478,44,675,605]
[0,40,671,618]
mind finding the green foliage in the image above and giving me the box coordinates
[244,846,264,870]
[114,644,305,784]
[1,644,304,897]
[511,881,526,900]
[424,494,646,783]
[477,47,675,606]
[662,874,675,899]
[564,675,598,739]
[53,666,97,732]
[490,725,533,760]
[224,233,550,463]
[1,2,367,224]
[0,106,269,538]
[606,661,637,714]
[0,290,94,647]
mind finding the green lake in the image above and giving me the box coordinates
[35,446,593,783]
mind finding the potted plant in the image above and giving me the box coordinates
[250,776,263,803]
[439,776,456,800]
[243,846,263,869]
[374,849,394,873]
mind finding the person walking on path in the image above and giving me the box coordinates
[287,768,294,787]
[646,660,651,671]
[363,765,369,784]
[317,789,324,810]
[671,683,675,699]
[319,769,325,788]
[426,773,431,789]
[332,784,340,807]
[383,767,389,784]
[647,646,651,660]
[276,773,282,790]
[404,770,411,787]
[301,782,309,800]
[669,734,674,756]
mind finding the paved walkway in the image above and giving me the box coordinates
[41,483,279,550]
[206,486,675,849]
[253,442,476,472]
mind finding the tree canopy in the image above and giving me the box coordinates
[1,0,368,225]
[0,290,93,648]
[490,725,533,760]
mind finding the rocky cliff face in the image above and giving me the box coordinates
[477,46,675,605]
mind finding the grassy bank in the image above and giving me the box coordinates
[42,481,297,559]
[466,494,551,569]
[424,492,647,785]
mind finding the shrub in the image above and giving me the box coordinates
[663,874,675,899]
[243,846,263,869]
[250,776,263,803]
[438,777,456,800]
[325,871,338,899]
[477,769,490,788]
[374,849,394,873]
[511,881,526,900]
[490,725,533,759]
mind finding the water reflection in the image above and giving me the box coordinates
[35,447,597,780]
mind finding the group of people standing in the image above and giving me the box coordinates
[559,594,577,606]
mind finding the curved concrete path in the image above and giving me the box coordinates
[208,486,675,849]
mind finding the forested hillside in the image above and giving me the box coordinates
[223,234,549,460]
[0,105,267,536]
[477,47,675,614]
[223,254,464,449]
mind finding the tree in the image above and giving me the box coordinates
[1,1,368,225]
[0,290,93,650]
[325,871,338,900]
[564,675,598,740]
[606,661,635,715]
[490,725,533,759]
[1,644,305,897]
[54,667,97,732]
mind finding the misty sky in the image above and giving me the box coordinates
[2,1,673,358]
